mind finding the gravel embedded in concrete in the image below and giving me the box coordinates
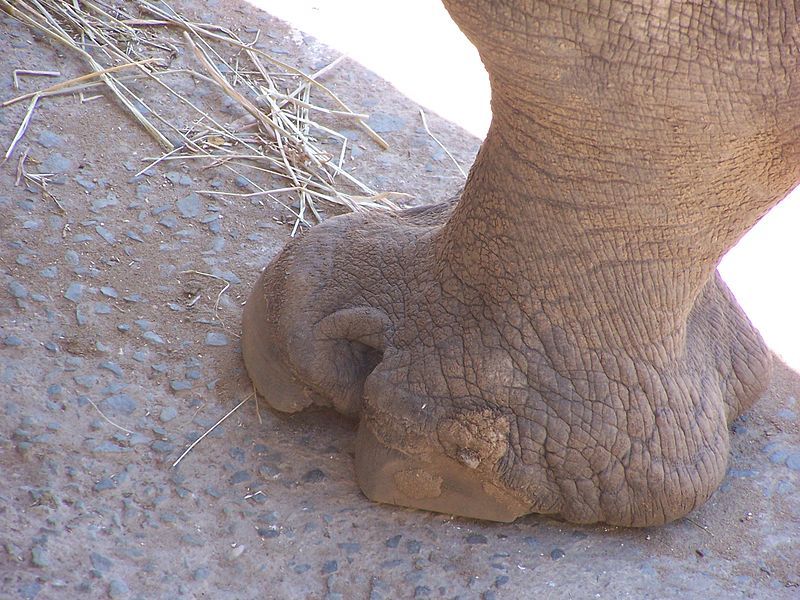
[2,3,798,599]
[204,332,229,346]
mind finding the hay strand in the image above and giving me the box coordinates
[171,393,254,468]
[1,0,404,230]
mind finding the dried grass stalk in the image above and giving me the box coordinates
[1,0,403,232]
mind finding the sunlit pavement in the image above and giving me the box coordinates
[250,0,800,372]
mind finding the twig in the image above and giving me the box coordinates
[2,58,161,107]
[171,393,254,468]
[86,397,135,435]
[419,108,467,179]
[12,69,60,89]
[3,94,39,164]
[135,0,389,148]
[253,383,262,425]
[684,517,714,537]
[182,32,276,137]
[3,0,401,228]
[269,93,369,120]
[179,269,230,325]
[15,148,30,186]
[0,0,173,151]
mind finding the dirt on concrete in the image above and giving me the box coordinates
[1,1,798,599]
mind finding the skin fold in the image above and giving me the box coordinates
[242,1,800,526]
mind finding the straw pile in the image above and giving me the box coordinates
[1,0,403,234]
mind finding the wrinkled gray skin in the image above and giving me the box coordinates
[242,1,800,526]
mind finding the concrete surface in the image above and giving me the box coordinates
[1,1,798,598]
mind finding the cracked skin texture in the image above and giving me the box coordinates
[242,0,800,526]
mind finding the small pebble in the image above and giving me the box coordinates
[31,545,49,568]
[76,305,90,326]
[102,394,136,416]
[40,266,58,279]
[108,579,129,599]
[466,534,488,545]
[159,406,178,422]
[8,280,28,299]
[64,282,84,303]
[180,534,204,547]
[40,152,73,173]
[213,269,240,284]
[177,193,203,218]
[293,564,311,574]
[94,477,116,492]
[786,453,800,471]
[204,332,228,346]
[258,464,280,478]
[91,194,118,212]
[94,303,113,315]
[151,440,175,454]
[3,335,23,347]
[18,582,42,600]
[95,225,117,245]
[229,470,251,484]
[37,130,63,148]
[90,552,113,572]
[337,542,361,554]
[165,171,193,186]
[99,361,124,378]
[368,113,407,134]
[102,382,125,395]
[134,319,154,331]
[143,331,165,345]
[75,174,97,190]
[65,356,84,369]
[159,215,178,229]
[257,527,279,539]
[414,586,432,598]
[550,548,566,561]
[769,448,790,465]
[322,560,338,574]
